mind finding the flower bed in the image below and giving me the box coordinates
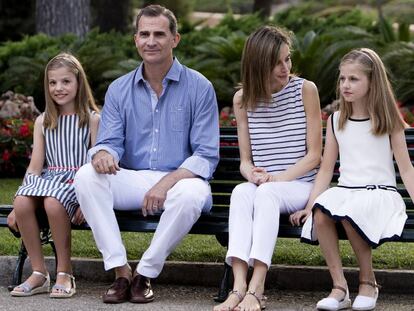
[0,91,39,177]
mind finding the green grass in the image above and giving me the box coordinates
[1,179,414,269]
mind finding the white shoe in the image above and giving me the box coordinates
[316,285,351,310]
[352,280,380,311]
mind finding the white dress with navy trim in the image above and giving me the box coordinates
[15,113,91,219]
[301,111,407,247]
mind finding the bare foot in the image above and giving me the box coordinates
[213,290,245,311]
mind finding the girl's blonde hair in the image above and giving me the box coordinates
[337,48,406,135]
[43,52,99,129]
[240,25,292,110]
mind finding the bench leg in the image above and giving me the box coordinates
[214,262,232,302]
[8,241,28,291]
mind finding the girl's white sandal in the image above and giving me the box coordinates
[316,285,351,310]
[10,270,50,297]
[49,272,76,298]
[352,280,380,311]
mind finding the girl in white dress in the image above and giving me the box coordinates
[290,48,414,311]
[7,53,100,298]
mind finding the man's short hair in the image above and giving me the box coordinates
[135,4,178,34]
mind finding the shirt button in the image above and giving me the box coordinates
[153,148,157,152]
[155,129,159,133]
[155,109,159,113]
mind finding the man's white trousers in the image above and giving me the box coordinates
[74,163,211,278]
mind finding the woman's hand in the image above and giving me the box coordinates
[241,163,271,185]
[289,209,312,226]
[7,209,19,232]
[252,167,271,185]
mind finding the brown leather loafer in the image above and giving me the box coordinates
[102,277,130,303]
[129,274,154,303]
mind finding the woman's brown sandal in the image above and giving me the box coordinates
[245,290,267,310]
[228,289,245,303]
[213,290,245,311]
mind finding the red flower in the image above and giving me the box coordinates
[321,111,329,121]
[2,150,11,161]
[19,123,31,137]
[220,111,229,121]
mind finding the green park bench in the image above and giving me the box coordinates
[1,126,414,301]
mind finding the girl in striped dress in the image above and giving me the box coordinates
[7,53,100,298]
[214,26,322,311]
[294,48,413,311]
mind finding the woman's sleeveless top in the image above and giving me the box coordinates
[247,77,316,182]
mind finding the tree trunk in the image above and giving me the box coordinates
[36,0,90,37]
[91,0,131,33]
[253,0,272,18]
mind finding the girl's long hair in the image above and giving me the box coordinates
[43,52,99,129]
[337,48,406,135]
[240,25,292,110]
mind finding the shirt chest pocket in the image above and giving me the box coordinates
[170,104,190,132]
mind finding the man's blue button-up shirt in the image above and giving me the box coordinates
[88,58,219,180]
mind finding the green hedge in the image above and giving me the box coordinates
[0,4,413,110]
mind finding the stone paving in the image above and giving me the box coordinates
[1,283,414,310]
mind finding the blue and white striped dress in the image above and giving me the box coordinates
[247,76,317,182]
[15,113,91,219]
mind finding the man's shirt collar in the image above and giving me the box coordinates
[135,58,182,84]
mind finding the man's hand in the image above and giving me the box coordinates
[142,180,170,217]
[92,150,120,174]
[71,208,86,225]
[7,209,18,233]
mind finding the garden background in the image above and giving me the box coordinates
[0,0,413,268]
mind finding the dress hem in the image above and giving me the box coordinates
[301,203,403,248]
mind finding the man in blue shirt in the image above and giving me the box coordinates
[74,4,219,304]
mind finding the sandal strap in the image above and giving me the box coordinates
[56,272,76,289]
[52,284,71,294]
[246,290,267,308]
[57,272,74,279]
[33,270,48,279]
[360,280,381,289]
[15,282,32,293]
[332,284,348,294]
[228,290,244,302]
